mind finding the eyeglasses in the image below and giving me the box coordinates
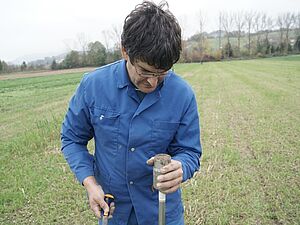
[134,65,169,78]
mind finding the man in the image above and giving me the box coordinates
[61,1,202,225]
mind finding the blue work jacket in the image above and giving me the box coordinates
[61,60,202,225]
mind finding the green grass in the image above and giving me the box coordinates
[0,73,81,141]
[1,56,299,224]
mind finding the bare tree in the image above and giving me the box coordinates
[283,12,294,53]
[244,11,255,56]
[263,15,274,54]
[77,33,89,54]
[111,24,122,51]
[77,32,89,66]
[253,12,261,48]
[233,11,245,57]
[260,13,268,31]
[198,10,205,43]
[101,29,112,51]
[295,12,300,36]
[277,13,294,54]
[266,16,274,40]
[277,14,285,53]
[197,10,207,62]
[218,12,222,50]
[178,15,190,62]
[253,12,270,54]
[221,12,234,58]
[260,13,268,44]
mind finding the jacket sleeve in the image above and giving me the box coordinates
[168,94,202,182]
[61,74,95,184]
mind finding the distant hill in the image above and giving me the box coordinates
[10,52,67,66]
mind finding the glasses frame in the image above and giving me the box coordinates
[134,65,169,78]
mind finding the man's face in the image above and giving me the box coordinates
[126,59,168,93]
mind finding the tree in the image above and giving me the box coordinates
[221,12,234,58]
[276,13,295,54]
[111,24,122,53]
[218,12,222,50]
[77,32,89,66]
[255,13,270,55]
[197,10,208,62]
[0,60,2,72]
[1,61,8,73]
[277,14,285,54]
[253,13,270,55]
[245,11,255,56]
[21,61,27,71]
[223,42,233,58]
[295,12,300,36]
[294,35,300,52]
[51,60,57,70]
[234,11,245,57]
[263,16,274,55]
[101,29,112,51]
[87,41,107,66]
[283,12,294,54]
[253,12,261,53]
[63,50,80,68]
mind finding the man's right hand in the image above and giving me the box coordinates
[83,176,115,219]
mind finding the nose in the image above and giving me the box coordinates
[146,77,158,87]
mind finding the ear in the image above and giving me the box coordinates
[121,47,129,61]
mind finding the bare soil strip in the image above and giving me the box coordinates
[0,67,97,80]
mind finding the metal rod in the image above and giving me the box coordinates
[102,216,108,225]
[158,191,166,225]
[153,154,171,225]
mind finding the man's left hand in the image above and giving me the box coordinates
[147,158,183,194]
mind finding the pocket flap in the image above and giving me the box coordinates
[91,106,120,119]
[153,121,180,130]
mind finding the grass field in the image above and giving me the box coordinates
[1,55,299,224]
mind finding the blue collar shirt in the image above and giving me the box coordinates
[61,59,202,225]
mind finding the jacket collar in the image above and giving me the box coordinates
[116,59,130,89]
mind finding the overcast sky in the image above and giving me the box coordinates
[0,0,299,62]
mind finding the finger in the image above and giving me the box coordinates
[161,160,181,173]
[108,202,115,219]
[158,169,183,182]
[90,203,101,218]
[157,176,182,190]
[146,157,155,166]
[100,201,110,215]
[109,202,115,215]
[91,198,109,217]
[161,183,181,194]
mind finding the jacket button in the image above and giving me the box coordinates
[130,147,135,152]
[129,181,134,185]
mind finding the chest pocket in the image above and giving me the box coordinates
[91,107,120,152]
[150,121,180,156]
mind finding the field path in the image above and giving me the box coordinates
[0,67,96,80]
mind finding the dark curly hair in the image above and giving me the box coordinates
[121,1,182,70]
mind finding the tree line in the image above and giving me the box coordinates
[0,41,121,73]
[50,41,121,70]
[0,11,299,74]
[181,11,300,62]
